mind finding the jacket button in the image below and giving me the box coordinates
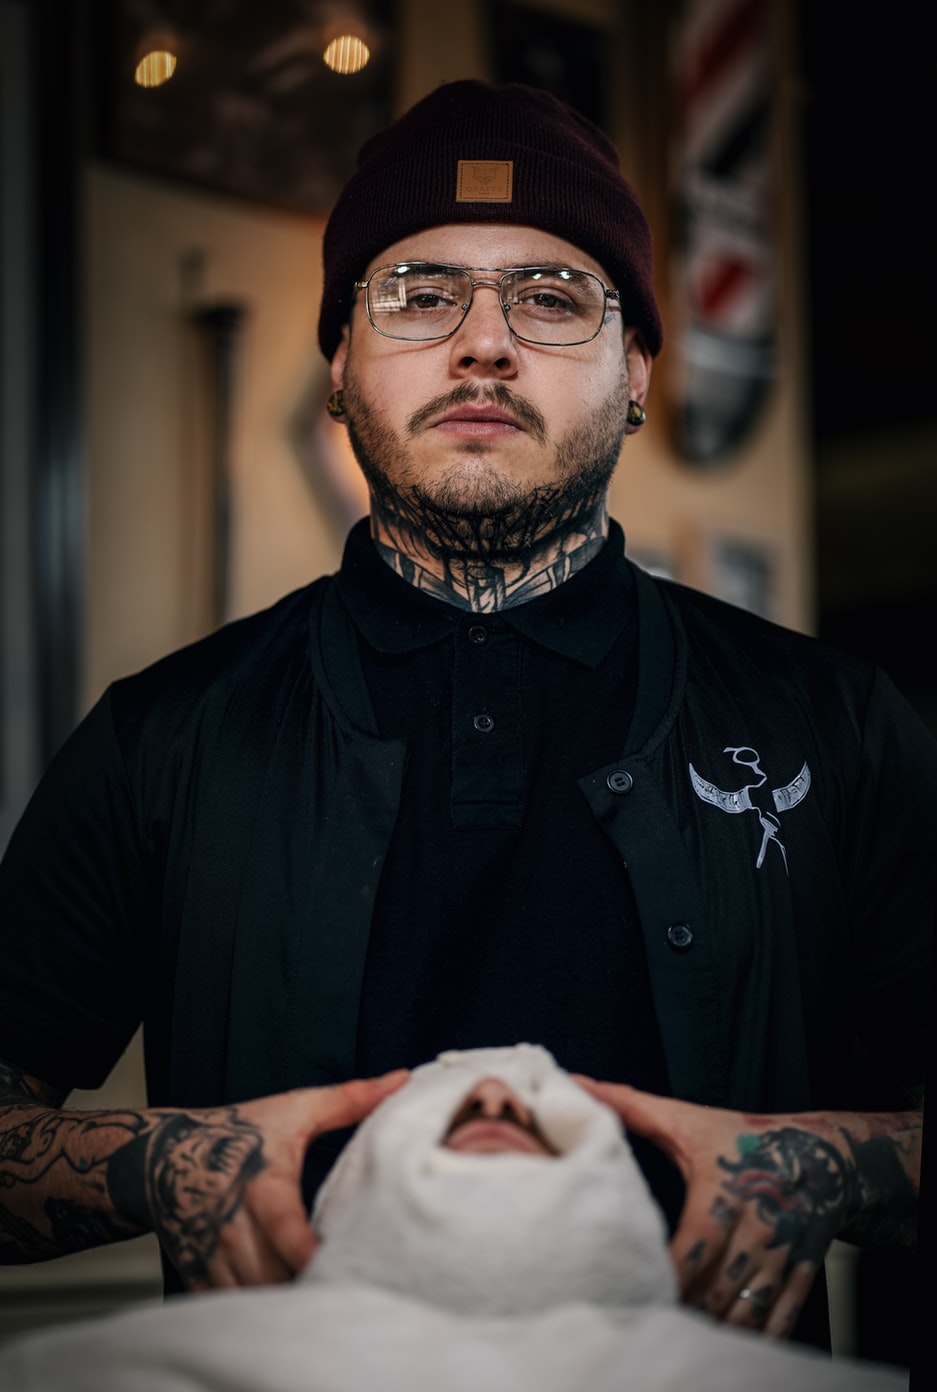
[468,625,488,645]
[666,922,694,952]
[606,769,633,794]
[473,712,494,733]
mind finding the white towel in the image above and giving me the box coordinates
[305,1043,676,1315]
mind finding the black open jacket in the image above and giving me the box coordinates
[2,555,932,1126]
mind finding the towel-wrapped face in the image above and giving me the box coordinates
[303,1045,677,1316]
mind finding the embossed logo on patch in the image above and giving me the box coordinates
[688,745,811,874]
[456,160,513,202]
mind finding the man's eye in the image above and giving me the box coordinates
[406,290,456,309]
[522,290,574,310]
[513,287,579,317]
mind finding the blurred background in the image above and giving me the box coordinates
[1,0,933,1372]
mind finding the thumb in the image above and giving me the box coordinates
[302,1069,410,1140]
[572,1076,686,1163]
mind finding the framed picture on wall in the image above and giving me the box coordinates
[710,536,775,619]
[676,525,777,621]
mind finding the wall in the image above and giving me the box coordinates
[83,170,342,708]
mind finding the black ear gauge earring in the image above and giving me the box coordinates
[626,400,647,428]
[326,390,346,419]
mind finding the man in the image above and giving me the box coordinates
[0,1048,910,1391]
[0,81,933,1349]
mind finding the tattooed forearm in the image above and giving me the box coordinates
[836,1128,920,1249]
[1,1060,267,1276]
[715,1110,922,1272]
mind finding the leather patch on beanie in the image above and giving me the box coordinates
[456,160,513,202]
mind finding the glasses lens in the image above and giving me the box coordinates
[366,264,472,340]
[501,269,606,344]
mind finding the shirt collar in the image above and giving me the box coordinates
[336,518,634,668]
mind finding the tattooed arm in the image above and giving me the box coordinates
[0,1059,407,1289]
[576,1079,922,1340]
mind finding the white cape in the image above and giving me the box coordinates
[0,1278,908,1392]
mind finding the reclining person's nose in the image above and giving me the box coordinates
[472,1078,532,1126]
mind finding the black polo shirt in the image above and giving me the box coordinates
[336,520,671,1096]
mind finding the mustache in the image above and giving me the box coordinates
[406,383,547,445]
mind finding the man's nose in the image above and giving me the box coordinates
[466,1077,533,1126]
[448,284,517,375]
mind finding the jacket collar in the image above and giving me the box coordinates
[336,517,635,670]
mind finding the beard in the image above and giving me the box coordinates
[340,369,631,565]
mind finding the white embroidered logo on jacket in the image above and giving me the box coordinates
[688,746,811,872]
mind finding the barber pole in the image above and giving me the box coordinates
[669,0,777,465]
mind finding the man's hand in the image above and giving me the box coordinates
[1,1063,408,1291]
[575,1078,921,1340]
[134,1075,410,1291]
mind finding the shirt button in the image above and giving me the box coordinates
[606,769,633,794]
[473,712,494,733]
[666,922,694,953]
[468,625,488,645]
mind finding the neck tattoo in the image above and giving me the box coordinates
[370,504,609,613]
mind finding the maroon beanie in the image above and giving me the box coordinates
[318,80,663,361]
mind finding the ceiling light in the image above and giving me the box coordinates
[323,35,370,74]
[134,50,177,88]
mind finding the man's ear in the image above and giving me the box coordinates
[624,330,653,433]
[330,324,351,393]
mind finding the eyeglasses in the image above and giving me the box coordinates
[353,262,621,346]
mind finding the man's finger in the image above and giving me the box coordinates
[762,1263,818,1340]
[725,1280,776,1329]
[246,1171,319,1279]
[668,1183,742,1296]
[692,1237,759,1317]
[204,1234,286,1291]
[216,1201,299,1288]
